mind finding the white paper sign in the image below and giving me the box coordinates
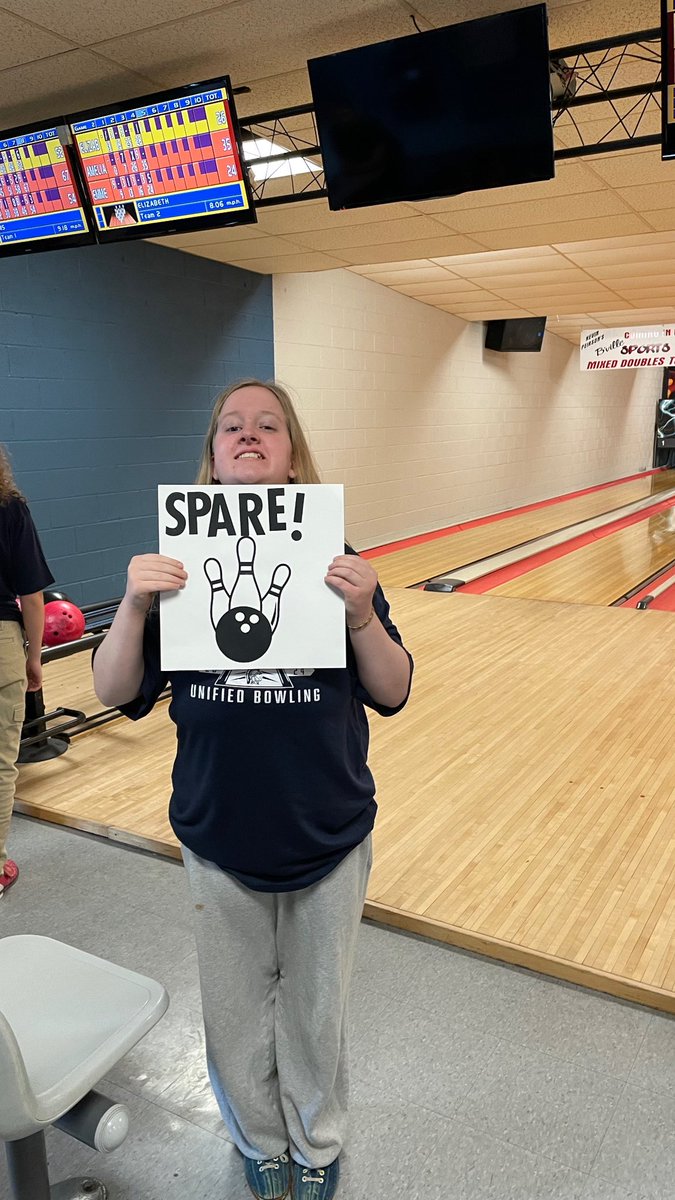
[580,325,675,371]
[158,484,346,671]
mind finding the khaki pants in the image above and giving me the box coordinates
[0,621,26,874]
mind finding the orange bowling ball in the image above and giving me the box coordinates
[43,600,86,647]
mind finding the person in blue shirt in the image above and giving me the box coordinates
[0,444,54,897]
[93,379,413,1200]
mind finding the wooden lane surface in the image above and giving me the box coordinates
[15,587,675,1011]
[490,506,675,605]
[371,471,675,589]
[364,590,675,1010]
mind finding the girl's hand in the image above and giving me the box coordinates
[26,654,42,692]
[325,554,377,628]
[125,554,187,614]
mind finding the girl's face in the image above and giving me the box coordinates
[211,386,295,486]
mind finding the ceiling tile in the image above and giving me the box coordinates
[443,305,535,318]
[559,242,675,267]
[613,285,675,299]
[182,235,309,260]
[348,260,449,275]
[642,209,675,231]
[557,228,675,254]
[285,215,454,252]
[492,285,623,302]
[0,10,75,72]
[617,182,675,210]
[453,271,590,291]
[156,225,263,249]
[584,257,675,280]
[431,246,559,267]
[478,215,651,250]
[348,266,456,284]
[236,69,312,119]
[0,51,156,128]
[585,308,675,322]
[337,238,484,264]
[447,191,634,234]
[0,1,228,44]
[432,258,573,280]
[585,149,675,188]
[549,300,631,314]
[414,162,608,216]
[409,290,500,307]
[93,1,411,87]
[191,249,345,273]
[255,200,418,237]
[389,279,484,296]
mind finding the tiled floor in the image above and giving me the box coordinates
[2,814,675,1199]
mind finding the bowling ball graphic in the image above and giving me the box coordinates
[216,606,273,662]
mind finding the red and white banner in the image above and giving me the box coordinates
[580,326,675,371]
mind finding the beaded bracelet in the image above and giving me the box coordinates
[347,607,375,632]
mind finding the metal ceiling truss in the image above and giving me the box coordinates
[238,104,327,207]
[239,27,663,207]
[551,27,661,159]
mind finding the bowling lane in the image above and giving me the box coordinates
[21,589,675,1011]
[371,470,675,589]
[489,505,675,605]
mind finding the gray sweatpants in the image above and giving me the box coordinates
[181,835,372,1167]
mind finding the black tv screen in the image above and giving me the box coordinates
[0,119,96,256]
[67,75,256,242]
[485,317,547,353]
[662,0,675,158]
[308,4,554,211]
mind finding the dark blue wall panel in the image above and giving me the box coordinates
[0,240,274,604]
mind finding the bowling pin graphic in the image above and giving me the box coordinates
[262,563,291,632]
[204,558,230,630]
[228,536,262,611]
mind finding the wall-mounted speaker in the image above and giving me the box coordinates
[485,317,547,353]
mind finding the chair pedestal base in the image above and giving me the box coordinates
[5,1132,106,1200]
[51,1181,107,1200]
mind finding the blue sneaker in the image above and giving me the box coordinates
[291,1159,339,1200]
[244,1152,290,1199]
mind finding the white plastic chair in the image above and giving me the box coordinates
[0,934,169,1200]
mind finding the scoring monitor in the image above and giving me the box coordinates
[69,76,256,240]
[0,121,94,255]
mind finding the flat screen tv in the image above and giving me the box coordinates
[67,75,256,241]
[0,119,95,256]
[308,4,555,211]
[662,0,675,158]
[485,317,547,353]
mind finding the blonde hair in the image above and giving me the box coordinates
[0,445,24,506]
[195,379,321,486]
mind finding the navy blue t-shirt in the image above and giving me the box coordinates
[0,497,54,623]
[122,565,413,891]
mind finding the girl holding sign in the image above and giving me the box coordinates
[93,380,413,1200]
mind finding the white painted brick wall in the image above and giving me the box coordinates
[274,270,657,549]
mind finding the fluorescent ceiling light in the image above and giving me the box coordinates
[242,137,321,181]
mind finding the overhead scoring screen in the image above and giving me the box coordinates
[70,79,255,238]
[0,124,92,253]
